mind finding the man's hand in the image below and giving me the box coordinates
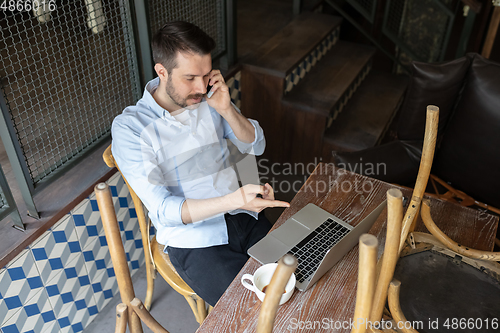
[228,183,290,213]
[205,69,232,115]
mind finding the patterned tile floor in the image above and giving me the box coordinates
[0,172,146,333]
[82,262,200,333]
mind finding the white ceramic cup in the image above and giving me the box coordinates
[241,263,296,305]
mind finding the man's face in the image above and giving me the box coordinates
[165,51,212,109]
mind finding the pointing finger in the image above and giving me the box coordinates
[269,200,290,208]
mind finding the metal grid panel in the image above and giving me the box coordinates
[346,0,377,22]
[0,184,6,211]
[147,0,226,59]
[0,162,22,228]
[0,0,141,186]
[383,0,457,63]
[352,0,375,12]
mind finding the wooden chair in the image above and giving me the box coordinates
[396,105,439,253]
[102,145,210,324]
[98,181,298,333]
[429,174,500,215]
[95,182,169,333]
[354,105,499,333]
[420,199,500,261]
[352,106,438,330]
[351,196,420,333]
[367,105,439,332]
[351,103,439,331]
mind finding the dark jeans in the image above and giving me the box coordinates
[166,212,272,306]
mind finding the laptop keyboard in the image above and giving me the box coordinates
[288,218,350,283]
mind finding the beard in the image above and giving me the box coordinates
[165,75,203,109]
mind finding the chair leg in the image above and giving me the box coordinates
[351,234,378,333]
[130,298,171,333]
[95,184,144,333]
[115,303,128,333]
[184,295,204,324]
[388,280,419,333]
[144,266,156,311]
[196,297,208,322]
[398,106,439,253]
[370,189,403,323]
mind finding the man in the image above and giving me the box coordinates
[111,21,289,306]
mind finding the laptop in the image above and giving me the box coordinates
[248,200,386,291]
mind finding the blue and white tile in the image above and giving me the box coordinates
[91,267,118,312]
[0,249,44,326]
[105,172,125,201]
[105,171,122,187]
[81,236,112,286]
[284,27,340,94]
[124,233,145,275]
[41,321,60,333]
[56,285,97,333]
[71,198,104,252]
[44,253,89,318]
[0,287,56,333]
[118,208,144,274]
[115,179,134,209]
[227,70,242,109]
[30,215,81,286]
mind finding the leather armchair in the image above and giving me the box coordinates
[332,53,500,210]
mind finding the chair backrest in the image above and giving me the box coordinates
[95,182,172,333]
[95,182,144,333]
[103,145,209,324]
[103,145,156,307]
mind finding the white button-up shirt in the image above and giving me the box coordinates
[111,78,265,249]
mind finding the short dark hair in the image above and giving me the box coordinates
[151,21,216,74]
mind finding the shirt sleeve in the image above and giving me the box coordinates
[221,103,266,155]
[111,116,186,228]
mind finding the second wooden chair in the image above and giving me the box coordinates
[102,145,210,324]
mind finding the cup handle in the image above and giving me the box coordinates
[241,274,255,291]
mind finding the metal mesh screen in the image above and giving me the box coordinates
[353,0,374,12]
[0,0,141,185]
[384,0,457,63]
[347,0,377,22]
[0,164,12,220]
[147,0,226,59]
[0,184,7,211]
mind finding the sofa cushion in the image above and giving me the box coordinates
[333,140,422,186]
[433,54,500,208]
[397,56,470,141]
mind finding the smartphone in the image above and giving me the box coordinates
[207,82,214,98]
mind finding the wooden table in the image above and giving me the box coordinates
[197,164,499,333]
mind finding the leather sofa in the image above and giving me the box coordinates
[332,53,500,210]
